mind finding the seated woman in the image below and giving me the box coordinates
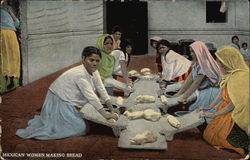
[174,41,221,117]
[111,25,122,50]
[199,46,249,156]
[96,34,133,97]
[111,38,133,87]
[156,39,192,82]
[230,35,240,50]
[240,42,250,65]
[150,36,162,74]
[16,46,118,140]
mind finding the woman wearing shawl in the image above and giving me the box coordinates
[96,34,133,97]
[174,41,221,117]
[156,39,192,83]
[199,46,249,156]
[150,36,163,74]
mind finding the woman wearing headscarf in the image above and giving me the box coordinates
[174,41,221,120]
[96,34,133,97]
[199,46,249,156]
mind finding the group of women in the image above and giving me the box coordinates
[16,27,134,140]
[15,25,249,156]
[151,37,249,156]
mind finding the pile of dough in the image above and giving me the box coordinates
[166,115,181,128]
[160,95,168,104]
[124,110,144,119]
[116,96,124,106]
[124,109,162,121]
[135,95,155,103]
[143,71,152,76]
[141,68,152,76]
[130,131,157,145]
[128,70,140,76]
[143,109,161,122]
[140,68,151,73]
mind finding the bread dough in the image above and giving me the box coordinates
[116,96,124,106]
[160,95,168,104]
[166,115,181,128]
[128,70,140,76]
[130,131,157,145]
[140,68,151,73]
[143,109,161,122]
[135,95,155,103]
[123,109,161,122]
[124,110,144,119]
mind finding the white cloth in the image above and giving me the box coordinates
[50,65,110,110]
[161,50,191,81]
[111,50,128,75]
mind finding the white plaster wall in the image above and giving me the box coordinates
[20,0,249,85]
[148,0,249,55]
[20,0,104,85]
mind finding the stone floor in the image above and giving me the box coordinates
[0,55,242,160]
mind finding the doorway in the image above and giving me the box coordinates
[106,1,148,55]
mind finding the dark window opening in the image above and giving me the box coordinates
[106,1,148,55]
[206,1,227,23]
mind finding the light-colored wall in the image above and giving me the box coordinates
[20,0,249,85]
[148,0,249,55]
[20,0,104,85]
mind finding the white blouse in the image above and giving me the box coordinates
[161,50,191,81]
[49,65,110,110]
[111,50,128,75]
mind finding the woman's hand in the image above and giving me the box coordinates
[177,95,188,104]
[110,112,119,120]
[157,72,162,78]
[112,108,120,115]
[196,106,212,112]
[126,80,133,88]
[199,112,216,119]
[173,92,181,97]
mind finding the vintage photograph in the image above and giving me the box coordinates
[0,0,249,159]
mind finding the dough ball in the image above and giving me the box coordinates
[143,109,161,122]
[130,131,157,145]
[123,110,144,119]
[166,115,181,128]
[116,96,124,106]
[135,95,155,103]
[140,68,151,73]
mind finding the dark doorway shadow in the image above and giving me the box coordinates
[106,1,148,55]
